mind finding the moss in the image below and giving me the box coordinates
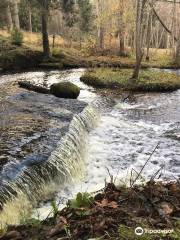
[50,82,80,99]
[118,225,179,240]
[0,47,43,71]
[118,225,153,240]
[0,35,42,71]
[80,68,180,92]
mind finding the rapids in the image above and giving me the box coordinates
[0,68,180,225]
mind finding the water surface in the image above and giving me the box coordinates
[0,68,180,221]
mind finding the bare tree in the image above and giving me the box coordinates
[41,0,51,58]
[96,0,105,50]
[149,1,177,41]
[175,21,180,64]
[28,2,32,32]
[132,0,147,80]
[118,0,126,56]
[145,2,153,60]
[175,37,180,64]
[11,0,20,29]
[5,3,13,31]
[0,0,13,31]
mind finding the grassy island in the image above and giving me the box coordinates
[80,68,180,92]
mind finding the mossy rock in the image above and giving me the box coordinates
[50,82,80,99]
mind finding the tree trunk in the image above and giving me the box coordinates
[96,0,104,50]
[118,0,125,56]
[5,4,13,31]
[98,26,104,49]
[41,0,50,59]
[132,0,147,79]
[28,4,32,32]
[149,2,177,42]
[171,0,176,58]
[11,0,20,29]
[175,27,180,65]
[146,8,152,61]
[119,34,125,55]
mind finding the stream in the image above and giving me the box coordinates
[0,68,180,224]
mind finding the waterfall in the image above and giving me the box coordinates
[0,100,101,228]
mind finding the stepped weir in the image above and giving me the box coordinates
[0,100,101,228]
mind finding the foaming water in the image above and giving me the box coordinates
[84,92,180,186]
[0,99,101,228]
[35,90,180,220]
[0,68,180,224]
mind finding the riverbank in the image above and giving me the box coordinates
[0,31,179,73]
[0,181,180,240]
[80,68,180,92]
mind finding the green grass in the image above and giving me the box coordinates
[80,68,180,92]
[118,224,180,240]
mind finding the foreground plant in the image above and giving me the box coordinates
[68,192,94,217]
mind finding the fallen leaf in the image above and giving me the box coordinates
[96,199,118,209]
[158,202,173,217]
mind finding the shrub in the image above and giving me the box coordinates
[11,28,23,46]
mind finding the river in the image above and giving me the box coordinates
[0,68,180,224]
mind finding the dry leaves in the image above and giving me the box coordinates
[47,217,67,237]
[96,199,118,209]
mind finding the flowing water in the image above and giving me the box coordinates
[0,68,180,225]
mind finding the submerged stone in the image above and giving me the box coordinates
[50,82,80,99]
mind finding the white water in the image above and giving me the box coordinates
[30,69,180,219]
[0,68,180,222]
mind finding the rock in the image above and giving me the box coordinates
[50,82,80,99]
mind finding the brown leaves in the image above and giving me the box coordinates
[47,217,67,238]
[158,202,174,217]
[96,199,118,209]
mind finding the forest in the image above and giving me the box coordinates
[0,0,180,240]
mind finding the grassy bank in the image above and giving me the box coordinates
[0,30,179,72]
[0,181,180,240]
[80,68,180,92]
[0,34,43,71]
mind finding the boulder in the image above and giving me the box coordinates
[50,82,80,99]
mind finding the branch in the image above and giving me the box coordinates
[149,2,177,41]
[156,0,180,3]
[131,142,160,187]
